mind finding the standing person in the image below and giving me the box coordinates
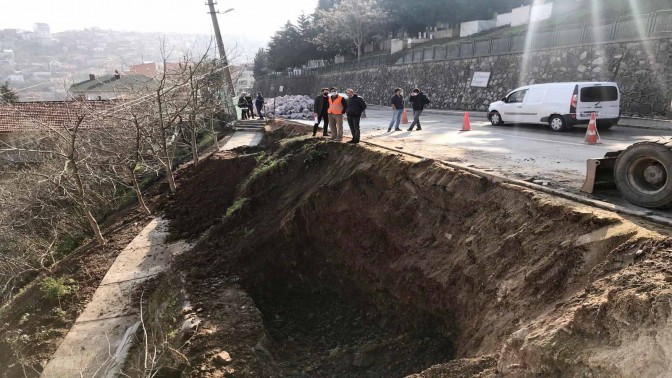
[345,88,366,144]
[255,92,265,119]
[238,93,248,120]
[408,88,431,131]
[312,88,330,137]
[245,93,255,119]
[387,88,404,132]
[327,87,347,141]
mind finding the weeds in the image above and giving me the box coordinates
[39,276,77,307]
[224,197,250,220]
[239,156,290,193]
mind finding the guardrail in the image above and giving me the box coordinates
[258,10,672,80]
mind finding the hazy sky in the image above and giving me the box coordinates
[0,0,318,41]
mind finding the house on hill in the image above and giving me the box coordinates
[0,100,122,163]
[68,71,153,100]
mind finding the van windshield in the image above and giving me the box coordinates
[580,86,618,102]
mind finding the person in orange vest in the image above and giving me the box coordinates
[327,87,347,141]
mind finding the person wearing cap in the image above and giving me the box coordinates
[327,87,347,141]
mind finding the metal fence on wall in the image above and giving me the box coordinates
[258,10,672,81]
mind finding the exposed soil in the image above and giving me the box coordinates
[130,121,672,377]
[18,120,672,377]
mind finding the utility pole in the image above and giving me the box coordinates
[206,0,237,120]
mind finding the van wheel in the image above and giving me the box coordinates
[489,111,504,126]
[549,115,568,132]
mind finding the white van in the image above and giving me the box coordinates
[487,82,620,131]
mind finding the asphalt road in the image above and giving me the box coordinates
[295,107,672,219]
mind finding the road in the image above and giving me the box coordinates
[295,107,672,219]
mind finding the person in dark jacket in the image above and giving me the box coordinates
[245,93,255,119]
[387,88,404,132]
[345,88,366,144]
[408,88,431,131]
[312,88,330,137]
[237,94,248,120]
[255,92,265,119]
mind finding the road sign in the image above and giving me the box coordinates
[471,72,491,87]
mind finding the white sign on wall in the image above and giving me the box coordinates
[471,71,491,87]
[279,86,284,92]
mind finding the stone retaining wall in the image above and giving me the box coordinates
[254,39,672,119]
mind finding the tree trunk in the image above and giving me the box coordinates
[85,208,105,245]
[191,126,199,166]
[132,171,151,215]
[165,162,177,193]
[211,119,219,149]
[357,43,362,59]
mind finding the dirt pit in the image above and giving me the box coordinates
[141,124,672,377]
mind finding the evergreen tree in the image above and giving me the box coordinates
[0,82,19,103]
[253,48,269,78]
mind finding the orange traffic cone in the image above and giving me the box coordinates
[402,109,409,124]
[585,113,601,145]
[461,112,471,131]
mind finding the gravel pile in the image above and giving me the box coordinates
[264,95,314,119]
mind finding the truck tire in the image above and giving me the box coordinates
[614,141,672,209]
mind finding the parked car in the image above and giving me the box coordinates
[488,82,621,131]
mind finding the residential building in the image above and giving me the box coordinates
[230,64,254,95]
[68,71,153,100]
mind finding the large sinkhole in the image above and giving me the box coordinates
[166,135,643,377]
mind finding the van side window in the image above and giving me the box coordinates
[507,90,527,103]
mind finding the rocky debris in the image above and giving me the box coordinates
[263,95,314,119]
[214,350,233,365]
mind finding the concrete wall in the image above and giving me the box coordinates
[497,12,514,28]
[254,39,672,119]
[530,2,554,23]
[511,6,531,27]
[460,20,497,38]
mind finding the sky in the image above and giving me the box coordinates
[0,0,318,42]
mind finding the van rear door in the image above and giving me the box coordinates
[576,84,620,121]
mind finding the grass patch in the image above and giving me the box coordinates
[224,197,250,219]
[39,276,77,305]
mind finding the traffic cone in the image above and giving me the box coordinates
[402,109,409,124]
[584,113,601,145]
[461,112,471,131]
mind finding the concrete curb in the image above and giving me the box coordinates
[368,105,672,131]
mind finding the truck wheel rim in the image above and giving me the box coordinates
[550,118,563,130]
[628,157,668,194]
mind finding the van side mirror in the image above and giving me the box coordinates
[501,97,507,102]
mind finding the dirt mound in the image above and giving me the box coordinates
[159,151,257,240]
[137,130,669,377]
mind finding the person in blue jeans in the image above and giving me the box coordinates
[388,88,404,132]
